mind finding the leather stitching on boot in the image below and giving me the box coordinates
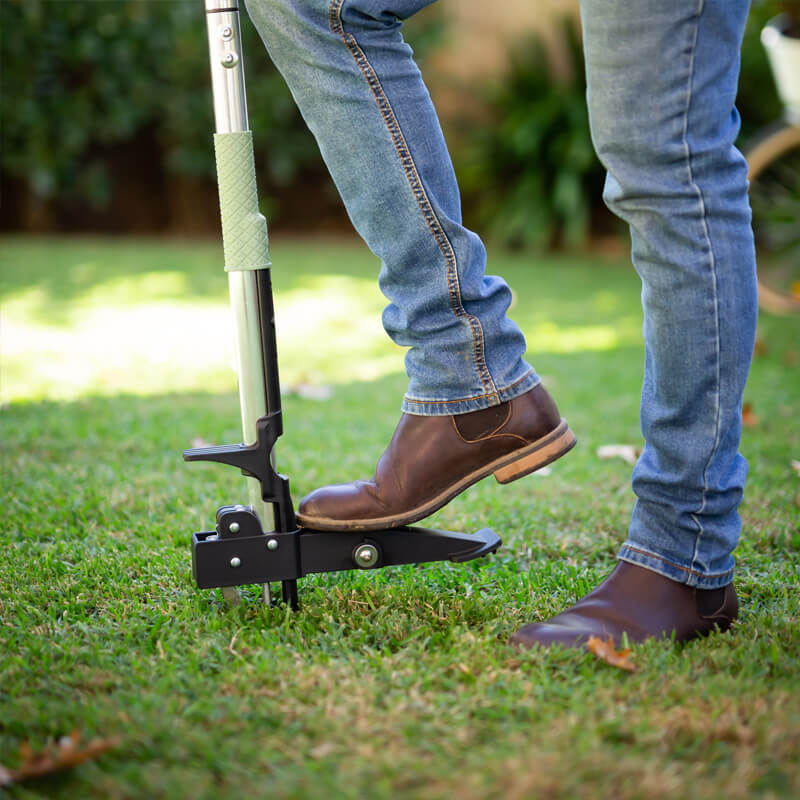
[452,404,512,442]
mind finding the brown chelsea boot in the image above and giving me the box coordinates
[297,383,576,531]
[510,561,739,650]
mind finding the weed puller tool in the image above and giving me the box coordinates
[184,0,502,608]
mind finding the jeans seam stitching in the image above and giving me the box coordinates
[621,544,733,579]
[404,369,537,405]
[329,0,498,401]
[680,0,723,575]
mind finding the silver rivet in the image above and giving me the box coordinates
[230,557,241,568]
[229,522,240,534]
[353,543,379,568]
[221,52,238,68]
[221,25,233,40]
[267,538,279,551]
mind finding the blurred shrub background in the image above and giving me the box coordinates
[1,0,327,234]
[0,0,788,244]
[455,18,606,250]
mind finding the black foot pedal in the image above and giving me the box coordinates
[190,505,501,597]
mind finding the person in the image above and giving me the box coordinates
[244,0,757,648]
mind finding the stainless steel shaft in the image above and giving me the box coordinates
[204,0,271,526]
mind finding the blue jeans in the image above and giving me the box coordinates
[245,0,757,588]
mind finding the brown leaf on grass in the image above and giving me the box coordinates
[310,742,336,760]
[758,282,800,313]
[0,731,121,786]
[596,444,642,465]
[742,403,759,427]
[586,635,636,671]
[791,460,800,477]
[282,382,333,400]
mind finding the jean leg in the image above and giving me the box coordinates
[579,0,757,587]
[244,0,538,414]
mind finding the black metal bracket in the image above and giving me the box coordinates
[184,411,295,533]
[191,505,501,590]
[183,432,502,610]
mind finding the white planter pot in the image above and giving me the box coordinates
[761,15,800,121]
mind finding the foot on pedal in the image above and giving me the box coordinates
[297,384,576,531]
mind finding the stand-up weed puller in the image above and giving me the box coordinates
[184,0,502,608]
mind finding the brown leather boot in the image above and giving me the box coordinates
[297,384,576,531]
[510,561,738,650]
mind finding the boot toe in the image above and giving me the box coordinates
[510,621,598,651]
[297,481,385,528]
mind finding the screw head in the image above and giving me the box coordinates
[266,538,279,551]
[221,52,238,68]
[221,25,233,40]
[228,522,240,534]
[353,543,379,568]
[230,556,241,568]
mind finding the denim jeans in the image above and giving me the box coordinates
[244,0,538,416]
[245,0,757,588]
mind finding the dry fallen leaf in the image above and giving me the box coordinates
[596,444,642,465]
[791,460,800,477]
[742,403,759,427]
[586,635,636,671]
[310,742,335,760]
[282,382,333,400]
[758,283,800,314]
[0,731,121,786]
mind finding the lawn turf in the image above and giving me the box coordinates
[1,235,799,799]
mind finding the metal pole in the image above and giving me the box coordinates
[204,0,271,528]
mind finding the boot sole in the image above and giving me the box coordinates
[297,419,577,532]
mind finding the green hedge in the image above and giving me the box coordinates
[738,0,786,142]
[456,4,788,250]
[1,0,789,239]
[457,18,606,250]
[0,0,320,212]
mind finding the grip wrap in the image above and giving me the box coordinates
[213,131,271,271]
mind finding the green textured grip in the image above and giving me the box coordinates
[213,131,271,271]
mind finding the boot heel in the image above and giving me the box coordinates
[493,424,576,484]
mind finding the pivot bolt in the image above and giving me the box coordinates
[229,522,240,534]
[221,52,239,68]
[353,543,379,568]
[230,557,241,568]
[266,538,279,551]
[220,25,233,40]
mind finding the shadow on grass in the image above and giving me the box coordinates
[0,234,387,310]
[2,234,656,408]
[0,233,642,329]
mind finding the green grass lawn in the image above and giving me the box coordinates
[1,235,798,799]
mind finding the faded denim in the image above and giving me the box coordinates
[245,0,538,416]
[581,0,757,588]
[245,0,757,588]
